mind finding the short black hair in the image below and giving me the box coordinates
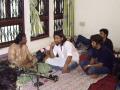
[90,34,103,45]
[100,28,109,36]
[14,32,26,44]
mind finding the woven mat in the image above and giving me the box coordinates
[19,69,106,90]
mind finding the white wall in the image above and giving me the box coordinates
[0,0,54,55]
[1,0,120,55]
[75,0,120,48]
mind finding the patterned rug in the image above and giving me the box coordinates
[18,69,106,90]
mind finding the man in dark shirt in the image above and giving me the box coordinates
[83,34,114,78]
[75,28,113,52]
[99,28,113,53]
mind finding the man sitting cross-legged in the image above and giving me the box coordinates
[79,34,114,78]
[45,31,79,73]
[8,32,37,68]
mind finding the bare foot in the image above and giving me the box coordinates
[90,74,99,79]
[76,66,84,73]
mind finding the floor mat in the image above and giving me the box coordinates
[18,69,106,90]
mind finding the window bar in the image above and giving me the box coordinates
[4,26,7,42]
[3,27,6,42]
[16,25,19,39]
[13,25,16,39]
[54,20,56,31]
[58,0,60,14]
[58,20,60,31]
[54,0,56,15]
[41,0,44,15]
[6,26,9,42]
[9,26,11,41]
[56,20,58,31]
[2,27,5,42]
[43,0,46,15]
[1,0,3,19]
[0,27,3,42]
[4,0,6,18]
[1,27,3,42]
[0,28,2,43]
[38,0,41,15]
[14,0,17,17]
[0,0,6,19]
[13,25,15,41]
[0,0,1,18]
[0,28,3,43]
[18,0,22,17]
[10,0,13,18]
[55,20,57,31]
[60,0,62,13]
[11,25,14,41]
[13,0,15,17]
[62,0,64,13]
[11,25,14,40]
[6,0,11,19]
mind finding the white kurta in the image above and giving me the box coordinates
[45,41,79,67]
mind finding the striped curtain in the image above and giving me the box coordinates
[63,0,74,38]
[30,0,44,37]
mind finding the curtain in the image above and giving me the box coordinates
[30,0,43,37]
[63,0,74,38]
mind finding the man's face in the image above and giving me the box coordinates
[54,35,63,45]
[91,41,97,48]
[20,36,27,45]
[100,31,106,39]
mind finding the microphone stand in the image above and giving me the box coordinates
[34,63,43,90]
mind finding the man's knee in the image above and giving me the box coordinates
[87,67,97,74]
[68,62,78,71]
[79,60,89,68]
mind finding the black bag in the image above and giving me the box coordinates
[36,50,46,62]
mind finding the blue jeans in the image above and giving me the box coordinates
[51,62,78,71]
[87,66,110,75]
[79,60,110,75]
[68,62,78,71]
[80,60,89,68]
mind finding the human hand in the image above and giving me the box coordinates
[83,64,92,71]
[50,42,55,49]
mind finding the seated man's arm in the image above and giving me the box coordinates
[8,45,17,65]
[84,58,103,70]
[24,45,35,61]
[84,62,103,70]
[90,58,96,65]
[63,56,72,73]
[90,63,103,68]
[49,42,56,58]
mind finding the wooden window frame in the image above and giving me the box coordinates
[0,0,24,48]
[31,0,49,41]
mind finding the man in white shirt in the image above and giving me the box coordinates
[45,32,79,73]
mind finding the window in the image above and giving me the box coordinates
[54,0,75,37]
[31,0,49,41]
[54,0,64,33]
[0,0,24,48]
